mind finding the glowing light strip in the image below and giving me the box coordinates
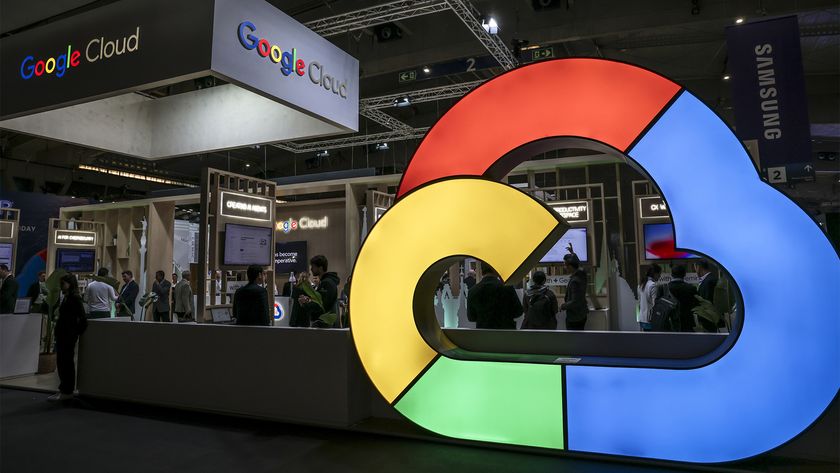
[78,164,194,187]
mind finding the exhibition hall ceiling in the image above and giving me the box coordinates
[0,0,838,205]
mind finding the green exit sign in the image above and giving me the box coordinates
[532,47,555,61]
[398,70,417,83]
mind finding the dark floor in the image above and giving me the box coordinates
[0,388,836,473]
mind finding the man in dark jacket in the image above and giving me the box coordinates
[561,252,589,330]
[695,260,719,332]
[233,265,271,326]
[117,270,139,320]
[467,262,522,329]
[668,264,699,332]
[0,264,20,314]
[298,255,341,328]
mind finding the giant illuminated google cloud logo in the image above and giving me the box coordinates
[349,59,840,464]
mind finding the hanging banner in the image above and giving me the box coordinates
[726,16,814,183]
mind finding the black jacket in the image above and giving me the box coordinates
[288,284,309,328]
[302,272,341,325]
[467,275,522,329]
[0,275,19,314]
[668,279,699,332]
[697,273,718,302]
[562,269,589,323]
[232,282,271,326]
[56,293,87,338]
[118,280,139,314]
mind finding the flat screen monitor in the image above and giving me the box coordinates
[0,243,12,268]
[223,223,272,266]
[643,223,699,260]
[56,248,96,273]
[539,227,588,263]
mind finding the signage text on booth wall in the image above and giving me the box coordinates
[20,27,141,80]
[236,21,348,100]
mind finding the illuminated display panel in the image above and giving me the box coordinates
[350,58,840,464]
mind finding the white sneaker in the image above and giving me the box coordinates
[46,392,73,402]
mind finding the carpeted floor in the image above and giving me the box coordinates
[1,388,836,473]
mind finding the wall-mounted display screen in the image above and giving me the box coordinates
[56,248,96,273]
[643,223,699,260]
[223,223,272,266]
[0,243,12,268]
[540,227,588,263]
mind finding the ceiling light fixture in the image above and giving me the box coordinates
[422,66,431,74]
[393,96,411,107]
[723,74,731,80]
[482,17,499,35]
[735,17,745,24]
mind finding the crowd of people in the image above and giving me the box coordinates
[637,260,721,333]
[465,244,591,331]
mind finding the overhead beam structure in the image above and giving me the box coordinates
[274,128,430,153]
[280,1,515,151]
[305,0,450,37]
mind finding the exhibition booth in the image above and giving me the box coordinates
[0,0,836,468]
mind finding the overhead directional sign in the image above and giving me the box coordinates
[398,70,416,83]
[531,46,555,61]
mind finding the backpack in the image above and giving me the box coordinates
[524,290,557,330]
[650,284,680,331]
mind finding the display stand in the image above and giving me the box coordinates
[46,218,106,275]
[0,208,20,273]
[197,168,276,323]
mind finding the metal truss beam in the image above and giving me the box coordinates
[361,79,485,109]
[305,0,449,37]
[444,0,517,70]
[360,108,414,131]
[274,128,430,153]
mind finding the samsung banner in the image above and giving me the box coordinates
[726,16,814,183]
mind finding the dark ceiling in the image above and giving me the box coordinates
[1,0,838,204]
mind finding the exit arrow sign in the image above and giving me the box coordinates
[398,70,417,83]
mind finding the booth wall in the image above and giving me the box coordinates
[275,200,347,284]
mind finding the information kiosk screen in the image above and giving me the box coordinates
[0,243,12,268]
[223,223,272,266]
[643,223,699,260]
[56,248,96,272]
[539,228,588,263]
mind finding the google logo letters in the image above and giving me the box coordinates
[20,27,141,80]
[236,21,348,99]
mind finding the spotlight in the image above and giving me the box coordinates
[482,17,499,35]
[723,74,731,80]
[422,66,431,74]
[375,143,390,151]
[245,163,251,168]
[393,96,411,107]
[315,150,330,158]
[735,17,745,24]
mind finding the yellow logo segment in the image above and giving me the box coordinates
[350,178,566,403]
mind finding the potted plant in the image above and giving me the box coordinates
[37,268,67,374]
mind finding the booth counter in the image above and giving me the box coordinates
[74,319,837,464]
[0,313,41,378]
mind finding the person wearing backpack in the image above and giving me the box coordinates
[638,263,662,331]
[521,270,558,330]
[668,264,699,332]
